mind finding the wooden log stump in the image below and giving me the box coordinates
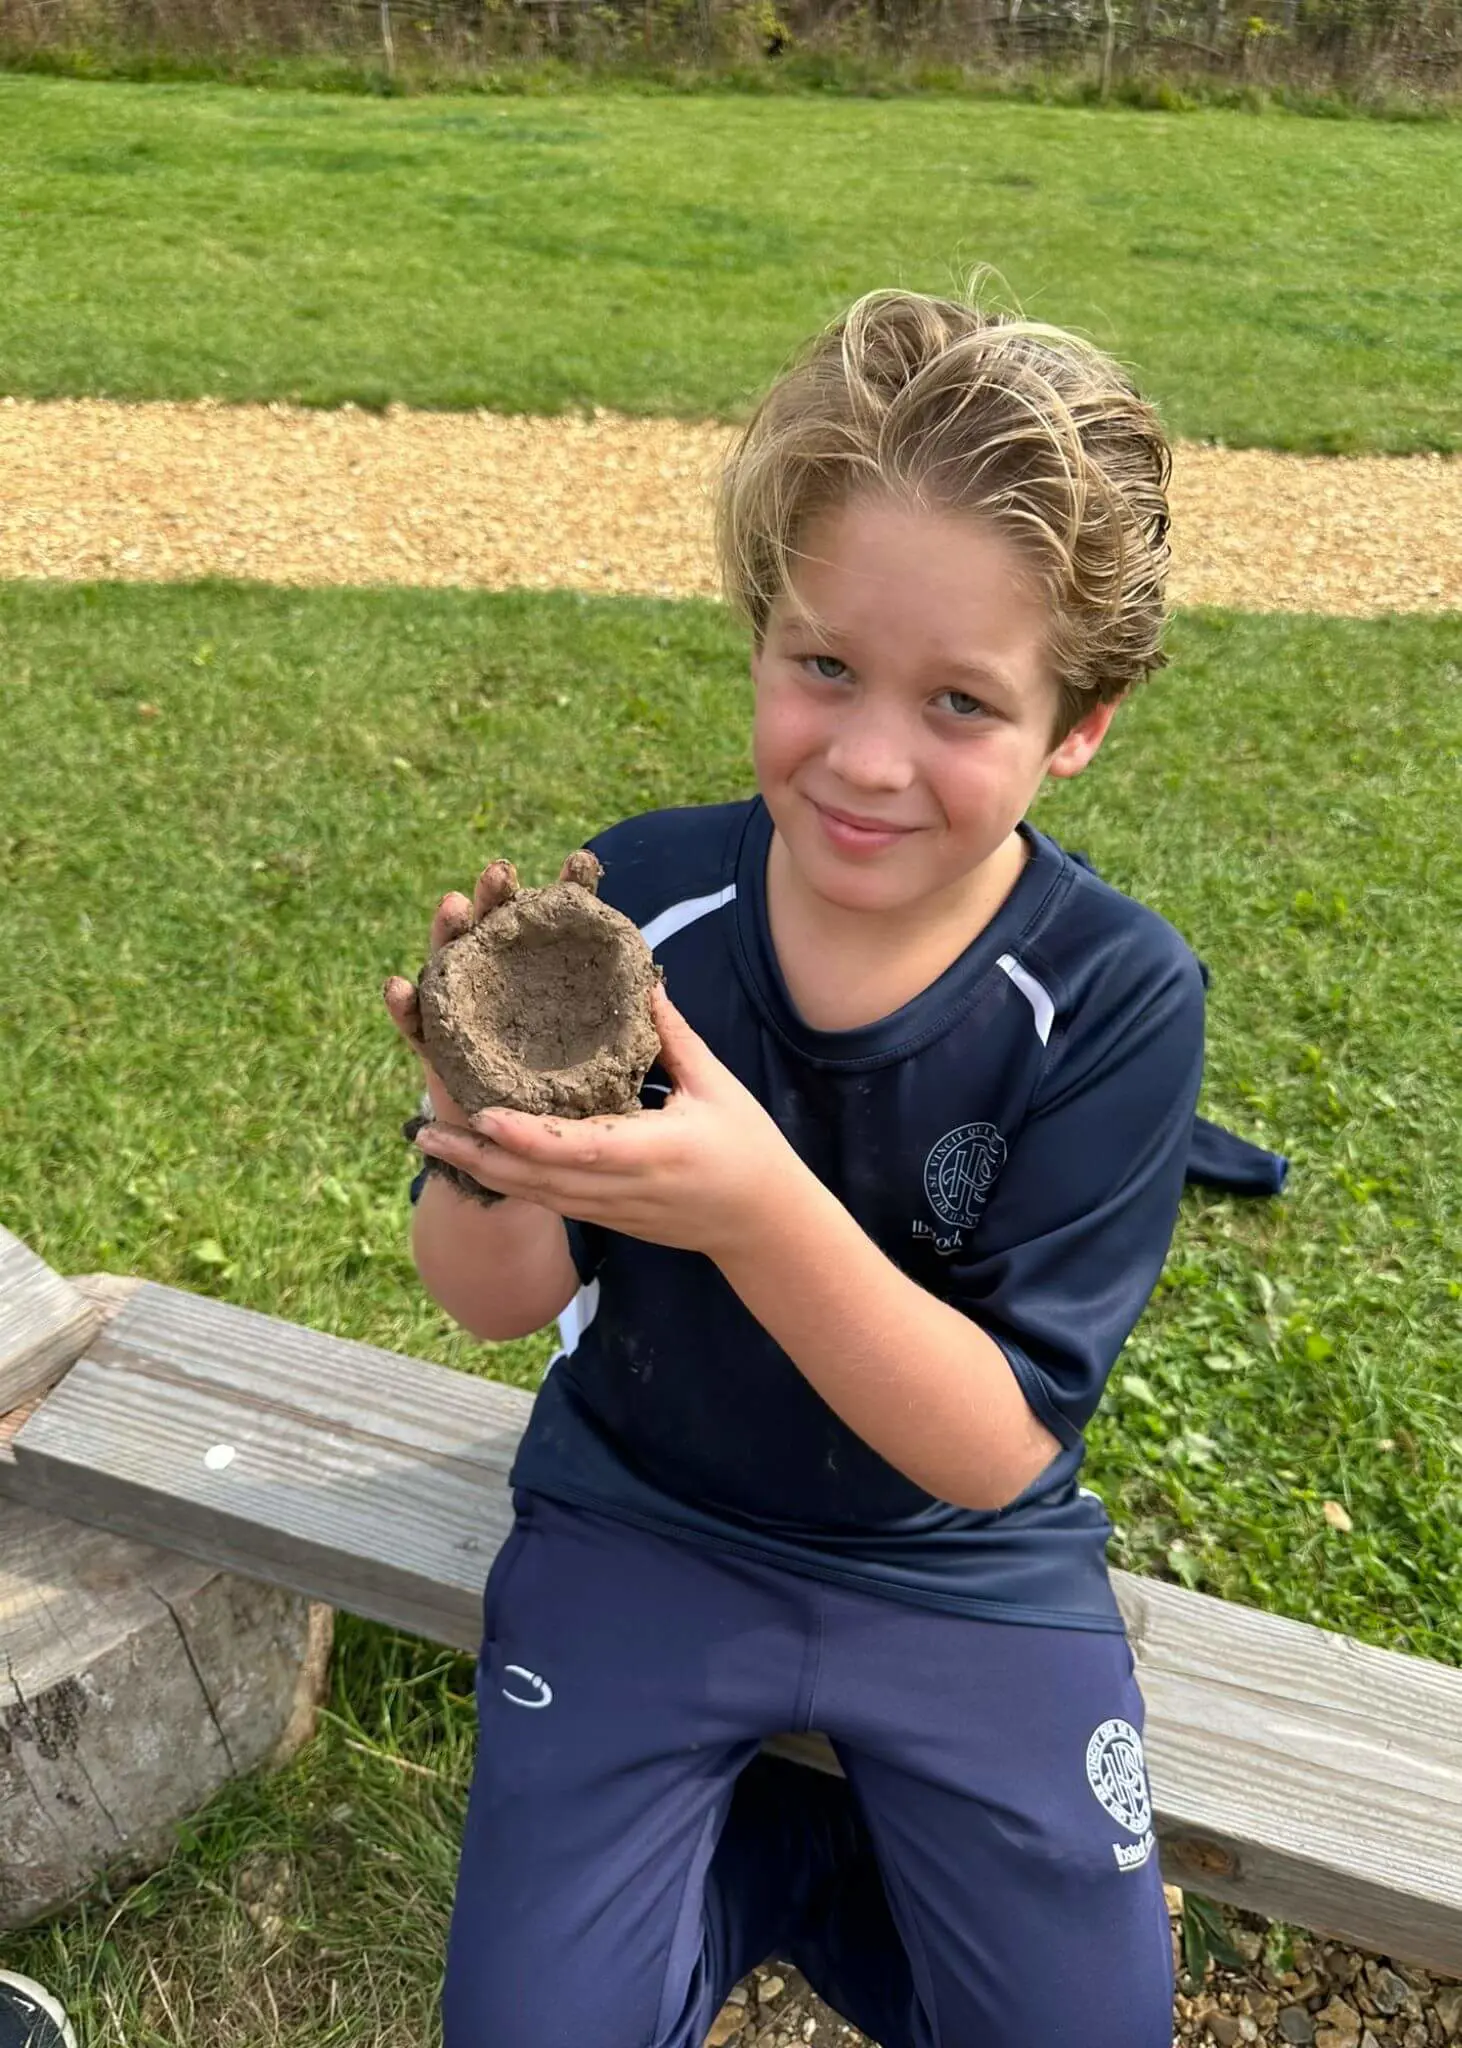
[0,1274,334,1930]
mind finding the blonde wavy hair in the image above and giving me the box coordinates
[714,285,1173,741]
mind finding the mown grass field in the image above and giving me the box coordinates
[2,67,1460,2048]
[0,577,1449,2031]
[3,584,1458,2041]
[3,582,1457,1651]
[3,74,1462,450]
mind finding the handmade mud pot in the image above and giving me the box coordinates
[406,850,660,1207]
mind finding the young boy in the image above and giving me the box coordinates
[384,287,1202,2047]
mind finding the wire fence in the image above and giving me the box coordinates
[2,0,1459,98]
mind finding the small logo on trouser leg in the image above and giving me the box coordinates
[1086,1718,1155,1870]
[502,1665,553,1708]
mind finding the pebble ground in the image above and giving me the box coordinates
[712,1898,1462,2048]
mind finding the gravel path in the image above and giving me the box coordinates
[726,1907,1462,2048]
[2,397,1459,614]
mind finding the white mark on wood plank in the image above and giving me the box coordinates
[204,1444,236,1471]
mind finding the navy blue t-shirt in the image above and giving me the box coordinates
[414,798,1206,1633]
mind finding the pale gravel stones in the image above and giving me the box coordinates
[700,1929,1462,2048]
[0,398,726,600]
[1,397,1459,617]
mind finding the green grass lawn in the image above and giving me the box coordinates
[3,579,1458,1651]
[3,581,1460,2040]
[2,75,1461,450]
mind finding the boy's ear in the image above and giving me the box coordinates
[1045,697,1119,780]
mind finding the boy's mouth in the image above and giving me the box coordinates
[808,797,921,854]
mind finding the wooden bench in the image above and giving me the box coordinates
[3,1224,1461,1973]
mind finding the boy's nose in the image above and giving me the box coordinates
[824,719,916,793]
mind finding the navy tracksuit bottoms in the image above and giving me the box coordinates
[442,1491,1174,2048]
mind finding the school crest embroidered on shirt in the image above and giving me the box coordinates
[923,1123,1007,1230]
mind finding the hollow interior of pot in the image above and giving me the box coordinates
[477,918,635,1073]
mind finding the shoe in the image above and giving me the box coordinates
[0,1971,77,2048]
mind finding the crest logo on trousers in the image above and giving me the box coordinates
[502,1665,553,1709]
[1086,1718,1156,1872]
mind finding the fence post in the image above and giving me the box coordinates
[1100,0,1117,91]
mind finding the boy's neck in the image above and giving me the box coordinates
[764,826,1032,1035]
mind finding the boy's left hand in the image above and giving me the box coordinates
[410,986,808,1258]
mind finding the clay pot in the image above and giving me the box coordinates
[415,859,660,1126]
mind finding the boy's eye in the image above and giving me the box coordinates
[805,655,849,681]
[936,690,987,719]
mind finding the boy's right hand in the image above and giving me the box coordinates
[383,857,520,1127]
[382,852,590,1128]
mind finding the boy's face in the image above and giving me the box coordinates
[750,495,1115,921]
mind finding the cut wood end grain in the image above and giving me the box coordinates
[66,1271,146,1326]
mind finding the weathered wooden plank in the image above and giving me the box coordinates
[1,1274,139,1470]
[0,1226,97,1411]
[770,1574,1462,1976]
[81,1276,534,1455]
[3,1276,1462,1970]
[772,1592,1462,1975]
[1116,1571,1462,1972]
[1,1279,531,1648]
